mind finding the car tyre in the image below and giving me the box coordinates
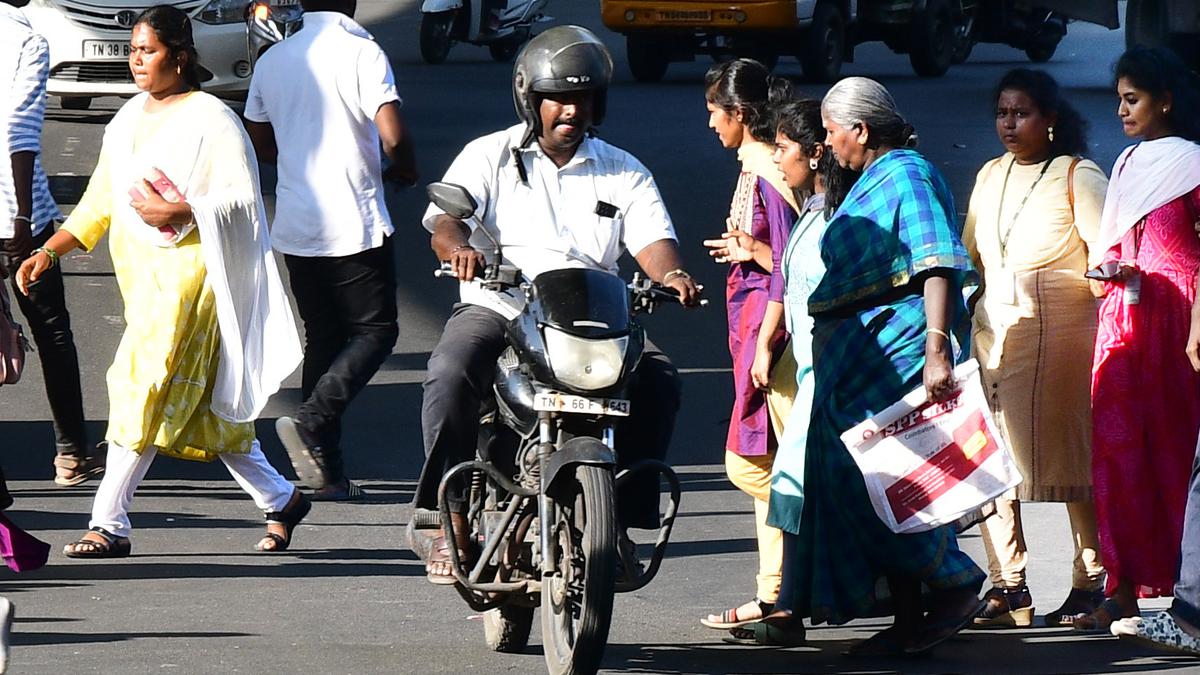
[627,35,669,83]
[800,2,845,83]
[909,0,954,77]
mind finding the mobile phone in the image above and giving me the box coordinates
[1085,261,1122,281]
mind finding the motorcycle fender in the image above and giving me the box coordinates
[421,0,462,12]
[543,437,616,496]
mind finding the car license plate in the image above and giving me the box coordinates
[83,40,131,60]
[655,9,711,22]
[533,392,630,417]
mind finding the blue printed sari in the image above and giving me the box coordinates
[790,149,984,625]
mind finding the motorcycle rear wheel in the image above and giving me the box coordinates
[419,11,455,64]
[541,464,617,675]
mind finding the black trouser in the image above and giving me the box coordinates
[415,303,681,530]
[283,236,399,484]
[5,225,88,458]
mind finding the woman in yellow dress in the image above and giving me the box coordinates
[16,6,307,557]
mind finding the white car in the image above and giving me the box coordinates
[21,0,257,110]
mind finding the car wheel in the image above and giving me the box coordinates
[800,2,845,83]
[627,35,669,83]
[909,0,955,77]
[60,96,92,111]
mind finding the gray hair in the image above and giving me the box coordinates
[821,77,918,148]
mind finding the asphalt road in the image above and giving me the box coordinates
[3,1,1196,673]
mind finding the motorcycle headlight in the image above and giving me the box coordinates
[543,327,627,392]
[196,0,249,24]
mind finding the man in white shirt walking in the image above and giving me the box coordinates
[416,26,700,584]
[244,0,416,501]
[1,0,100,488]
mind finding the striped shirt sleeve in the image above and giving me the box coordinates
[7,35,49,155]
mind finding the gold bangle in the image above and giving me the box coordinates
[927,328,950,339]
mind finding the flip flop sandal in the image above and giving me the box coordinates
[845,626,911,657]
[63,527,131,559]
[53,454,105,487]
[701,598,775,629]
[905,599,989,655]
[1072,598,1134,634]
[275,417,329,489]
[256,490,311,553]
[722,621,807,646]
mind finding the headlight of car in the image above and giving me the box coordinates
[543,327,627,392]
[196,0,249,24]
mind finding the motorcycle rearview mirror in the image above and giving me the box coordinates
[426,181,503,257]
[426,182,477,220]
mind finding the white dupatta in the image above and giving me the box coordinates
[1091,136,1200,266]
[105,92,302,422]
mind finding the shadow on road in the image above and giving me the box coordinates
[12,630,250,647]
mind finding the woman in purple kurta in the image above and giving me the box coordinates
[700,59,799,630]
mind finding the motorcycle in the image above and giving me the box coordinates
[419,0,551,65]
[246,0,304,67]
[408,182,694,674]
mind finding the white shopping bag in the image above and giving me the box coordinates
[839,359,1022,534]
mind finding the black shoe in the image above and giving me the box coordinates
[275,416,332,489]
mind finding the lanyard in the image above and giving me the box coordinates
[996,157,1052,263]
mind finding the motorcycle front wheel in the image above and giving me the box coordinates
[540,464,617,675]
[419,11,455,64]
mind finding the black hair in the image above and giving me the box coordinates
[1114,46,1200,142]
[993,68,1089,157]
[774,98,858,218]
[134,5,202,90]
[705,59,795,143]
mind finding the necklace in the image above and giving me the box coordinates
[996,156,1052,263]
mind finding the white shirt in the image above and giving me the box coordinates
[0,3,61,238]
[422,124,677,319]
[245,12,400,257]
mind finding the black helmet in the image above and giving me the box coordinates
[512,25,613,146]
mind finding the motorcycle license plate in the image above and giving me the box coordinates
[533,392,630,417]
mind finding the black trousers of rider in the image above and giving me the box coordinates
[416,303,681,530]
[5,225,89,458]
[282,236,399,484]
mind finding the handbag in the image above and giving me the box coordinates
[0,512,50,572]
[0,281,28,385]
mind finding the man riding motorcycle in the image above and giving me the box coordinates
[416,24,701,584]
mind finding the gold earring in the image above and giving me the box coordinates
[1047,126,1055,142]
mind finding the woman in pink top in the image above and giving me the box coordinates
[1080,46,1200,631]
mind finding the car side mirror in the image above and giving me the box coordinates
[426,182,477,220]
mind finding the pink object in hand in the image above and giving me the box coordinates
[130,168,185,241]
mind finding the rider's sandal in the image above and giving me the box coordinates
[701,597,775,629]
[53,453,105,487]
[255,490,311,553]
[426,534,473,586]
[63,527,131,559]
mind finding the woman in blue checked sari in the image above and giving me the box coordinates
[785,78,986,656]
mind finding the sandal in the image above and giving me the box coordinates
[723,615,806,646]
[54,453,105,487]
[255,490,311,553]
[1072,598,1137,633]
[845,625,911,657]
[701,597,775,629]
[1113,612,1200,656]
[971,585,1034,629]
[63,527,131,559]
[426,512,473,585]
[905,597,989,655]
[1044,587,1105,628]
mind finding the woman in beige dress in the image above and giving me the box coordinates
[963,69,1108,628]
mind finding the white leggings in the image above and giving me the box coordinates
[89,439,296,538]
